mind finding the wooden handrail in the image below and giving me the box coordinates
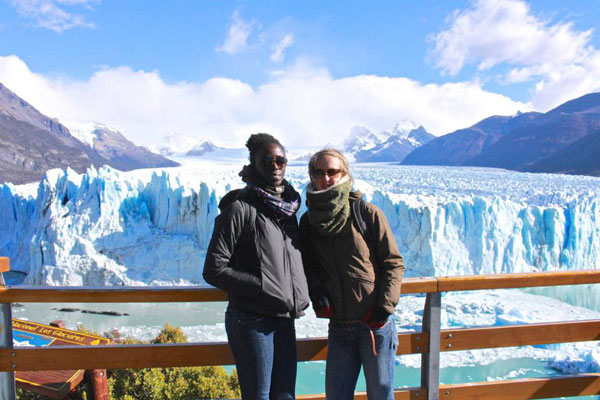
[0,277,438,303]
[297,374,600,400]
[437,270,600,291]
[0,286,230,303]
[0,332,426,371]
[297,387,426,399]
[1,319,597,372]
[438,374,600,399]
[439,320,600,351]
[2,271,600,303]
[0,257,8,273]
[3,267,600,400]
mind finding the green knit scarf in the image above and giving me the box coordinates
[306,176,352,237]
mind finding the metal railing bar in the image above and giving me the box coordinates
[421,292,441,400]
[0,268,16,400]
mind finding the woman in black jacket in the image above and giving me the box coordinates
[203,133,309,400]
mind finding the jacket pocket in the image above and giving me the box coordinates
[256,267,294,313]
[346,275,376,307]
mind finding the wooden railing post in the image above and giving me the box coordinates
[0,257,16,400]
[421,292,441,400]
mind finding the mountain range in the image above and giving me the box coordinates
[403,92,600,176]
[3,80,599,183]
[0,83,178,184]
[153,124,435,163]
[347,125,435,162]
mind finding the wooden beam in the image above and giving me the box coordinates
[402,277,438,294]
[0,277,439,303]
[0,332,423,372]
[0,343,236,371]
[296,387,426,399]
[438,374,600,399]
[297,337,328,361]
[0,257,8,274]
[16,371,85,399]
[438,270,600,292]
[3,270,600,303]
[440,320,600,352]
[0,286,229,303]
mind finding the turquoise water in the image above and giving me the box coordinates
[7,300,600,399]
[5,270,599,399]
[523,284,600,313]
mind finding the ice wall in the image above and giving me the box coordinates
[0,167,221,285]
[1,164,599,286]
[371,190,600,277]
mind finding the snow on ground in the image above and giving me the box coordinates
[80,290,600,374]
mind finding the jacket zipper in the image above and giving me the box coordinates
[280,220,295,316]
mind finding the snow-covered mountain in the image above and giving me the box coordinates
[1,161,599,286]
[341,124,435,162]
[0,83,178,184]
[403,92,600,176]
[65,121,179,172]
[355,126,435,162]
[151,133,211,156]
[154,124,433,164]
[186,141,220,156]
[152,133,250,160]
[342,126,385,154]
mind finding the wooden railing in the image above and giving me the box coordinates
[1,256,600,399]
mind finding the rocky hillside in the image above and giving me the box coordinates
[0,83,178,184]
[403,92,600,176]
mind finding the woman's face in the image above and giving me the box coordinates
[311,155,344,191]
[254,143,287,186]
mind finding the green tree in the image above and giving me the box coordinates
[17,323,240,400]
[108,323,240,400]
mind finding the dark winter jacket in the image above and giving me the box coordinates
[300,192,405,321]
[203,187,310,318]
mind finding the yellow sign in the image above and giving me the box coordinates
[12,318,111,397]
[12,319,110,346]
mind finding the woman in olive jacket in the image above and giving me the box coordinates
[204,133,309,400]
[300,148,405,400]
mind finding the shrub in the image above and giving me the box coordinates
[17,323,240,400]
[108,323,240,400]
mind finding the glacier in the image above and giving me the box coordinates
[1,159,599,285]
[4,159,600,380]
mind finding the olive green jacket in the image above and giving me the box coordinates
[299,192,405,321]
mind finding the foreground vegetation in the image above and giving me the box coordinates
[17,323,240,400]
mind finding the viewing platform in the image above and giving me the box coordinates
[2,256,600,399]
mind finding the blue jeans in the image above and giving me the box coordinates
[325,318,398,400]
[225,308,297,400]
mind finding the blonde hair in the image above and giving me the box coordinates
[308,148,353,183]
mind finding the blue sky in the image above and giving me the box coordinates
[1,0,599,148]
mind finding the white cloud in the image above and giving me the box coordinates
[215,10,256,55]
[0,55,529,149]
[10,0,96,33]
[430,0,600,110]
[270,34,294,62]
[430,0,592,75]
